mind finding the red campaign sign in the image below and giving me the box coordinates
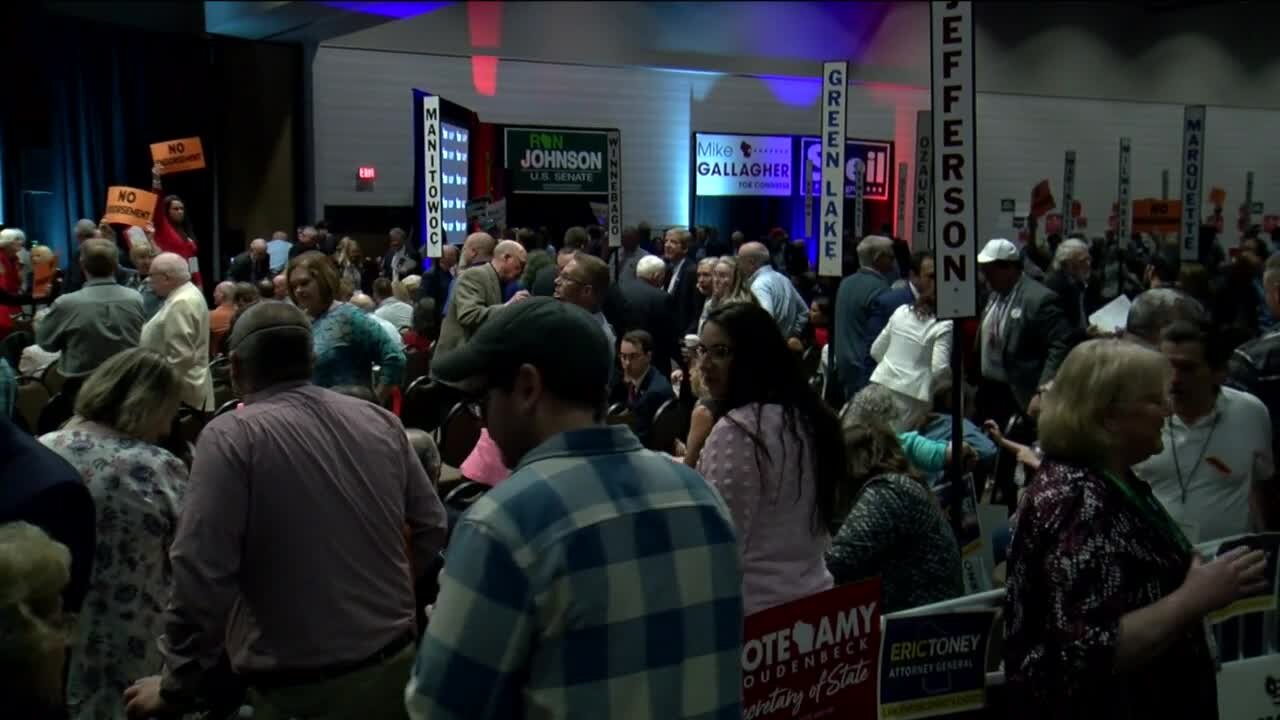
[742,579,881,720]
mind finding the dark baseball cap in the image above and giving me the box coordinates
[430,297,613,395]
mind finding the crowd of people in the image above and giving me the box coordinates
[0,192,1276,719]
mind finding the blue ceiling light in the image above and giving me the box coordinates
[321,1,454,20]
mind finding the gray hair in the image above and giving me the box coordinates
[350,292,375,312]
[0,228,25,250]
[75,348,181,439]
[856,235,894,267]
[697,256,717,271]
[1125,288,1207,346]
[150,252,191,282]
[73,219,98,241]
[665,227,693,250]
[842,383,907,433]
[636,254,666,281]
[737,242,771,272]
[1052,238,1090,271]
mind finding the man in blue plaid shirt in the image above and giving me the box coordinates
[407,297,743,720]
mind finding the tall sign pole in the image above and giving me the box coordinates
[913,111,934,249]
[931,0,976,533]
[1062,150,1077,236]
[1180,105,1207,262]
[852,159,865,239]
[819,61,849,277]
[1117,138,1132,244]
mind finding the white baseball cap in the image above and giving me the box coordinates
[978,238,1020,264]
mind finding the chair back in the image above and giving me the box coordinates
[211,399,241,419]
[42,363,66,396]
[403,348,433,387]
[401,377,451,433]
[16,377,49,434]
[1,330,32,367]
[439,402,483,468]
[36,392,74,435]
[209,356,235,408]
[646,398,689,453]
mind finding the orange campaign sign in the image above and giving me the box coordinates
[103,186,159,227]
[1209,186,1227,208]
[1131,198,1182,235]
[150,136,206,174]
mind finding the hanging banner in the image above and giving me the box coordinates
[103,186,159,227]
[804,156,815,240]
[819,60,849,277]
[742,579,881,720]
[607,131,622,247]
[878,609,997,720]
[1062,150,1077,236]
[852,159,866,239]
[1180,105,1206,261]
[150,136,206,174]
[694,133,793,197]
[896,162,908,238]
[1117,138,1132,242]
[505,128,609,194]
[801,138,894,201]
[931,0,977,320]
[422,96,444,258]
[913,111,933,249]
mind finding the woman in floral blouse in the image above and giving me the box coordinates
[40,348,187,720]
[1004,339,1268,718]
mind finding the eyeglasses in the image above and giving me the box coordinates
[555,275,585,287]
[694,343,733,362]
[618,352,643,362]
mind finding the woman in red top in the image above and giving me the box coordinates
[0,229,29,340]
[150,164,202,288]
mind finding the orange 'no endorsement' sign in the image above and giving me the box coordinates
[103,186,159,227]
[150,136,206,174]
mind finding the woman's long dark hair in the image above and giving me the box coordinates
[162,195,196,242]
[704,303,850,535]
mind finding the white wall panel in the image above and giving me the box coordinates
[314,46,1280,247]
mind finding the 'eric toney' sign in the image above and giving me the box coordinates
[930,0,977,320]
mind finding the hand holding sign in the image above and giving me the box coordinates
[1185,546,1268,617]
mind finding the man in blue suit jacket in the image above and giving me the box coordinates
[833,235,898,402]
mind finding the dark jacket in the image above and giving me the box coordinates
[610,365,674,445]
[667,257,704,336]
[833,268,890,401]
[979,275,1072,411]
[418,264,454,324]
[1044,269,1089,348]
[619,278,678,375]
[1227,329,1280,530]
[227,251,271,285]
[0,414,96,613]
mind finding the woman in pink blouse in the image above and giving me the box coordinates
[696,302,850,614]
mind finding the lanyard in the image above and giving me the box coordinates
[1167,412,1219,505]
[1103,470,1193,555]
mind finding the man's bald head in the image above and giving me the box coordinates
[227,301,314,394]
[349,292,375,312]
[737,241,771,274]
[462,232,497,265]
[249,238,267,258]
[491,240,529,283]
[214,281,235,306]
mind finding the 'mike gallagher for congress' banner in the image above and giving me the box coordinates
[742,579,881,720]
[505,128,610,194]
[694,133,793,198]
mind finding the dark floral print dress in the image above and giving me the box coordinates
[1003,459,1217,719]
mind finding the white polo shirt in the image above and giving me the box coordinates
[1133,386,1272,543]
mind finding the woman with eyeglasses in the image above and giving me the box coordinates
[695,302,850,614]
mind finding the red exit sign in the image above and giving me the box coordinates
[358,166,377,180]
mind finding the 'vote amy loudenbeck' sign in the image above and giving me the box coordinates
[505,128,610,194]
[931,1,977,320]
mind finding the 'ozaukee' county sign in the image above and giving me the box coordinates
[505,128,610,194]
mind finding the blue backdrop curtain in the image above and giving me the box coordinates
[2,8,215,270]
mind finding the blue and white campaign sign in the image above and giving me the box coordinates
[693,133,793,197]
[801,138,894,201]
[879,609,997,720]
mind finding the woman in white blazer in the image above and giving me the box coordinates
[139,253,214,412]
[868,253,952,431]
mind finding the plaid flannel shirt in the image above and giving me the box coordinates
[406,425,743,720]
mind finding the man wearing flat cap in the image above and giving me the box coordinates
[406,297,744,720]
